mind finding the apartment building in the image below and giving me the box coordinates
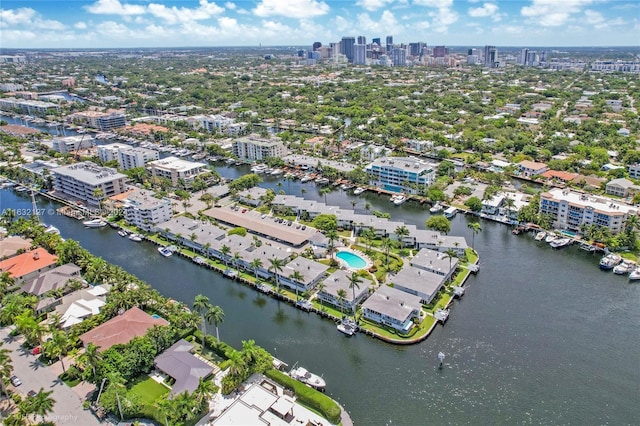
[365,156,436,194]
[52,162,128,207]
[51,135,95,154]
[98,143,159,170]
[232,135,287,161]
[70,111,126,131]
[123,189,173,232]
[146,156,207,187]
[539,188,637,234]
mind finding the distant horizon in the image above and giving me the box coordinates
[1,0,638,49]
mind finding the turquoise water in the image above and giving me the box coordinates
[336,251,367,269]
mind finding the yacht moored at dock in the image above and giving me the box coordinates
[613,259,636,275]
[628,267,640,281]
[391,194,407,205]
[158,245,177,257]
[128,233,143,242]
[429,203,443,214]
[599,253,622,270]
[534,231,546,241]
[337,318,358,336]
[444,206,457,218]
[82,218,107,228]
[289,364,326,390]
[434,308,450,323]
[549,237,572,249]
[353,187,366,195]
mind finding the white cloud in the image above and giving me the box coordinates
[413,0,458,32]
[75,22,88,30]
[253,0,330,18]
[356,0,394,11]
[225,2,237,10]
[521,0,593,27]
[147,1,224,25]
[0,7,66,31]
[356,10,401,34]
[85,0,145,16]
[413,0,453,8]
[469,3,498,17]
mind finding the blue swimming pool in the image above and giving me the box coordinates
[336,251,367,269]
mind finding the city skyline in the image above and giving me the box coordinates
[1,0,639,49]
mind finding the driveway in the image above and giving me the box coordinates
[1,326,101,425]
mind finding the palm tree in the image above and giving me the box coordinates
[205,305,224,342]
[249,258,263,283]
[202,242,211,259]
[319,187,331,204]
[289,270,304,301]
[43,329,71,373]
[336,289,347,317]
[193,294,210,346]
[0,342,14,399]
[381,237,393,270]
[467,221,482,250]
[443,249,458,283]
[30,388,56,423]
[395,225,410,248]
[326,230,338,258]
[233,252,242,272]
[241,339,259,366]
[220,245,231,268]
[268,257,285,292]
[193,377,217,411]
[348,272,363,319]
[76,342,102,379]
[361,228,375,254]
[226,350,247,378]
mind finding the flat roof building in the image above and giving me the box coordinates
[146,156,207,187]
[365,156,436,194]
[52,162,128,207]
[361,285,422,333]
[123,189,173,232]
[233,135,287,162]
[52,135,95,154]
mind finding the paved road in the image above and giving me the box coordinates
[1,326,101,425]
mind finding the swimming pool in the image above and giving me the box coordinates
[336,251,367,269]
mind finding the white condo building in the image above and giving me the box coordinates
[52,162,128,207]
[232,135,287,161]
[98,143,159,170]
[123,189,173,232]
[146,156,207,186]
[365,156,436,194]
[51,135,95,154]
[539,188,638,234]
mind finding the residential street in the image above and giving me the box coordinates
[1,326,101,425]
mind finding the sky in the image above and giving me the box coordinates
[1,0,639,49]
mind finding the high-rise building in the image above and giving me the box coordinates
[312,41,322,51]
[432,45,448,58]
[357,35,366,45]
[297,49,306,58]
[484,45,498,68]
[329,42,340,58]
[386,35,393,53]
[520,48,529,65]
[341,36,356,63]
[409,42,425,57]
[372,37,381,47]
[354,44,367,65]
[391,47,407,66]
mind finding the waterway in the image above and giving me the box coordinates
[2,174,639,425]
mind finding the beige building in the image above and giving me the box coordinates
[146,156,207,187]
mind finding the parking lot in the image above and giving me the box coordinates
[1,326,101,425]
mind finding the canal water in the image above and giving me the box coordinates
[2,172,639,424]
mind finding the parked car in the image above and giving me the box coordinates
[31,346,41,355]
[10,375,22,386]
[27,390,36,397]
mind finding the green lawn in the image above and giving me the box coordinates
[129,377,170,405]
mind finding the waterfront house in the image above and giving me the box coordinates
[79,306,168,351]
[280,257,330,292]
[361,285,422,333]
[0,236,32,260]
[605,178,640,198]
[21,263,82,299]
[390,265,446,305]
[517,160,548,178]
[410,248,458,281]
[154,339,215,398]
[316,270,370,313]
[0,248,58,284]
[53,284,110,329]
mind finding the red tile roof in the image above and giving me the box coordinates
[79,306,168,351]
[0,248,58,279]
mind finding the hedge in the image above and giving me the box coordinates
[265,369,341,424]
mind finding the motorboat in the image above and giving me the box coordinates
[579,242,597,252]
[534,231,546,241]
[391,194,407,205]
[251,164,268,173]
[192,256,207,265]
[353,187,366,195]
[628,267,640,281]
[452,286,465,298]
[83,218,107,228]
[270,168,283,176]
[300,176,312,183]
[549,238,572,248]
[599,253,622,270]
[444,206,457,218]
[545,233,558,243]
[289,365,326,390]
[295,300,313,311]
[118,229,129,237]
[434,308,450,323]
[43,224,60,235]
[429,203,443,214]
[613,260,636,275]
[337,318,358,336]
[158,245,177,257]
[128,233,143,242]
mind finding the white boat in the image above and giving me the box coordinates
[391,194,407,205]
[545,234,558,243]
[434,308,450,323]
[128,233,143,242]
[579,242,597,252]
[430,203,443,214]
[192,256,207,265]
[270,168,283,176]
[628,267,640,281]
[289,366,326,390]
[118,229,128,237]
[43,224,60,235]
[337,318,358,336]
[300,176,312,183]
[534,231,546,241]
[83,218,107,228]
[353,187,365,195]
[599,253,622,270]
[549,238,571,248]
[613,260,636,275]
[444,206,457,218]
[158,245,177,257]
